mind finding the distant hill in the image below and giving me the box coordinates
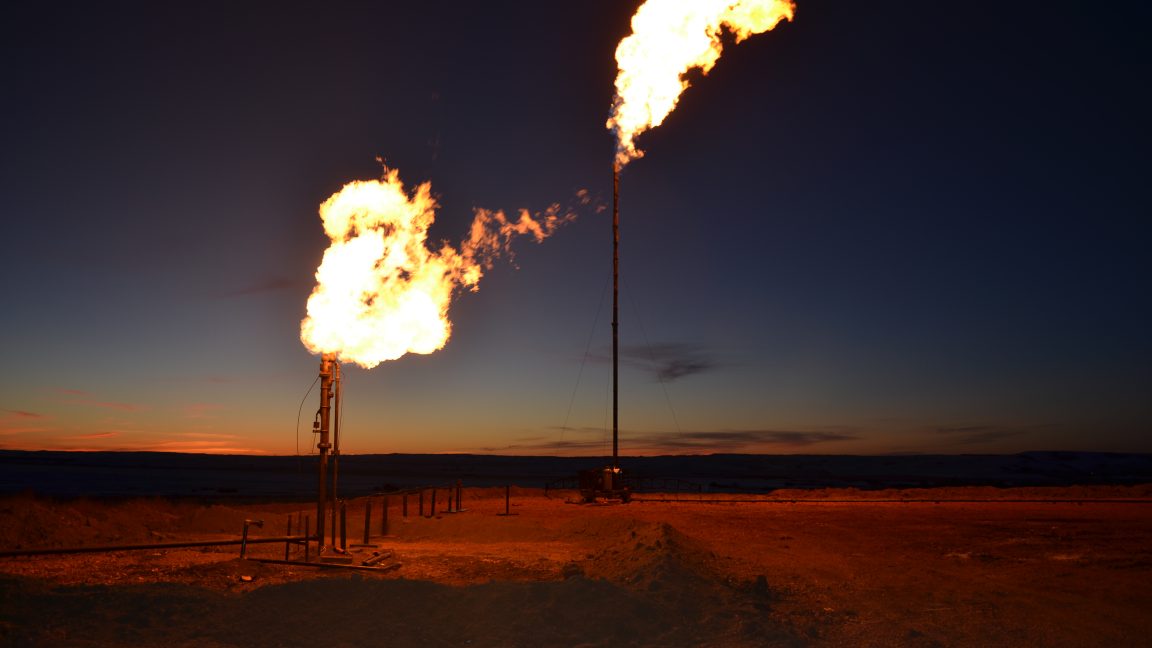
[1,450,1150,499]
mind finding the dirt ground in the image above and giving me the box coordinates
[1,485,1150,647]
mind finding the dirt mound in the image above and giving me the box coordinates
[565,519,787,643]
[580,521,718,590]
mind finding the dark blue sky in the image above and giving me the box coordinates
[1,1,1149,455]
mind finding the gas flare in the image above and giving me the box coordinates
[300,167,580,369]
[607,0,795,167]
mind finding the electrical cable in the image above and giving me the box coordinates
[295,374,320,457]
[558,274,611,452]
[295,373,320,479]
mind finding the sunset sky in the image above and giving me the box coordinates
[2,1,1149,456]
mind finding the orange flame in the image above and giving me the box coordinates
[300,168,580,369]
[607,0,795,167]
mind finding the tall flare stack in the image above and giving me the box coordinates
[314,353,340,552]
[612,161,620,469]
[589,0,794,501]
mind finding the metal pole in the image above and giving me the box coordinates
[612,161,620,468]
[456,480,462,512]
[505,484,511,515]
[430,488,437,517]
[0,534,307,558]
[241,519,263,559]
[285,516,293,560]
[331,362,341,546]
[363,499,372,545]
[317,355,334,551]
[339,500,347,551]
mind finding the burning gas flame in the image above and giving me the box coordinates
[607,0,795,167]
[300,167,582,369]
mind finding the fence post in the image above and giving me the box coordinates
[382,495,390,535]
[363,498,372,545]
[339,500,347,551]
[285,515,293,560]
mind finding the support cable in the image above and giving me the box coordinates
[558,274,611,452]
[295,374,321,481]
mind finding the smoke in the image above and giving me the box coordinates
[300,167,586,369]
[607,0,795,167]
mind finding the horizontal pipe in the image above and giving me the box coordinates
[629,498,1152,504]
[247,557,401,572]
[0,535,313,558]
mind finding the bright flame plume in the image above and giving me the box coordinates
[301,168,583,369]
[607,0,795,167]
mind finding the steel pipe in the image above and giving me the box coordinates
[0,535,313,559]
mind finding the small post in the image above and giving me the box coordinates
[339,500,347,551]
[241,519,263,560]
[505,484,511,515]
[363,498,372,546]
[418,490,424,517]
[304,515,311,562]
[456,479,463,512]
[285,516,293,560]
[430,488,437,517]
[447,487,455,513]
[382,495,390,536]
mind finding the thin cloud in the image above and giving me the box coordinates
[548,425,613,434]
[475,438,606,453]
[53,388,91,396]
[630,429,859,452]
[935,425,1033,446]
[139,440,265,454]
[0,410,54,435]
[3,409,45,419]
[936,426,990,435]
[90,401,143,412]
[472,428,858,454]
[588,343,719,382]
[66,432,119,439]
